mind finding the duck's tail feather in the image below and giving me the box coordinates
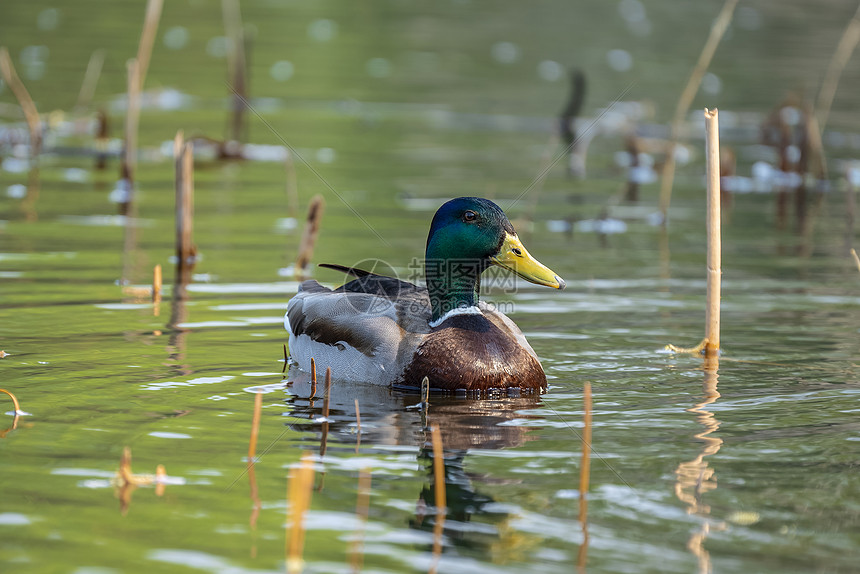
[318,263,374,278]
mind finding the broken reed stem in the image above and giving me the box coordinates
[816,2,860,133]
[248,391,263,462]
[0,47,41,157]
[666,110,722,355]
[295,195,325,279]
[116,446,165,488]
[430,426,446,573]
[286,453,315,574]
[75,49,106,112]
[310,357,317,397]
[0,388,22,414]
[658,0,739,219]
[354,399,361,433]
[349,468,372,574]
[152,264,162,315]
[704,109,722,355]
[222,0,248,143]
[135,0,163,89]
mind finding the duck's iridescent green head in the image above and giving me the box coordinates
[424,197,564,321]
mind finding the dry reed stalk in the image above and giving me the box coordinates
[667,109,722,355]
[704,109,722,355]
[114,446,169,514]
[248,391,263,540]
[846,164,858,255]
[152,264,162,316]
[354,399,362,453]
[295,195,325,279]
[135,0,163,88]
[95,109,110,170]
[349,468,372,574]
[310,357,317,397]
[155,464,167,497]
[248,391,263,462]
[421,376,430,407]
[354,399,361,433]
[174,131,196,297]
[309,357,317,399]
[0,47,41,157]
[116,446,164,488]
[658,0,739,220]
[816,2,860,133]
[0,388,19,437]
[319,368,332,461]
[285,156,299,218]
[578,383,592,510]
[577,382,592,574]
[804,104,829,182]
[430,426,446,574]
[0,388,22,413]
[851,248,860,272]
[286,453,315,574]
[222,0,248,143]
[75,49,105,111]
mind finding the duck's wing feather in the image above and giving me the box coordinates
[287,270,431,363]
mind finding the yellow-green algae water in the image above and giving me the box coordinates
[1,1,859,572]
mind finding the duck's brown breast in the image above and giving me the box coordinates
[398,313,546,392]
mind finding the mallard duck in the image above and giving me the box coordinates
[285,197,565,392]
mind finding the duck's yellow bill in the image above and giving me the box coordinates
[490,233,565,290]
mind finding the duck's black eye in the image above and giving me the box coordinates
[463,210,477,222]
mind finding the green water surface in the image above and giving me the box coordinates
[1,1,859,573]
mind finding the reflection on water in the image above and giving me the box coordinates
[674,357,724,574]
[286,374,539,450]
[285,375,545,566]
